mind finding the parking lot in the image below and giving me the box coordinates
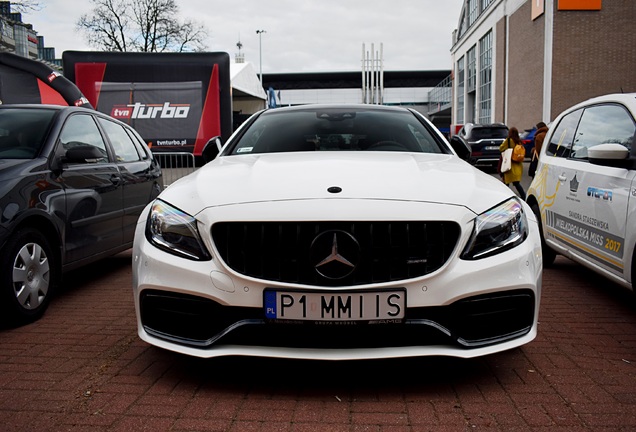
[0,244,635,431]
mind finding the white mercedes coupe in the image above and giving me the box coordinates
[132,104,542,360]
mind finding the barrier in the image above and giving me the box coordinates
[153,152,197,188]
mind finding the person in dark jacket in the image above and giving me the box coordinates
[533,122,548,156]
[528,122,548,178]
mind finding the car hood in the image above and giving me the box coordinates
[0,158,31,172]
[161,152,514,216]
[0,158,41,185]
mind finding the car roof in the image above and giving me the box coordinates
[465,122,507,128]
[260,103,415,114]
[565,92,636,112]
[462,122,508,133]
[0,104,93,113]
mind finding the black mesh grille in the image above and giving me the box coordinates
[212,221,460,286]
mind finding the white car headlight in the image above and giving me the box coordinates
[145,199,211,261]
[461,198,528,260]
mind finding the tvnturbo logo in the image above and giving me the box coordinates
[110,102,190,119]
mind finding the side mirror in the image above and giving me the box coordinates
[202,136,223,163]
[588,143,632,169]
[65,144,106,163]
[449,136,472,162]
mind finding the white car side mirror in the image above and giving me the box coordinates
[588,143,629,160]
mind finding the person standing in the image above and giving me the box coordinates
[528,121,549,178]
[499,127,526,199]
[533,122,549,155]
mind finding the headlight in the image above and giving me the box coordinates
[461,198,527,260]
[145,199,211,261]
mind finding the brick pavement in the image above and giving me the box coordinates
[0,250,635,431]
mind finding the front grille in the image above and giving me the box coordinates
[212,221,461,286]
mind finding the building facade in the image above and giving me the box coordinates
[451,0,636,133]
[0,1,60,67]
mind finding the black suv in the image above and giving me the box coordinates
[451,123,509,169]
[0,105,162,323]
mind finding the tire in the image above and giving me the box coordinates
[0,228,58,324]
[530,202,557,267]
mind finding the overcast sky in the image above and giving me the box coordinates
[27,0,463,73]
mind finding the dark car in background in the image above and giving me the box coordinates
[0,105,162,323]
[451,122,509,169]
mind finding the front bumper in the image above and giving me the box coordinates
[132,201,543,360]
[140,288,535,349]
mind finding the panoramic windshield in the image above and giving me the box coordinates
[230,107,447,155]
[0,108,56,159]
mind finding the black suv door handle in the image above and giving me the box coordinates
[110,174,122,186]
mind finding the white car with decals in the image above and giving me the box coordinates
[527,93,636,291]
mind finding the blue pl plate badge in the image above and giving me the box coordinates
[264,291,277,318]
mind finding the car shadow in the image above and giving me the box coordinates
[163,351,505,395]
[0,250,134,330]
[57,249,133,295]
[546,256,636,310]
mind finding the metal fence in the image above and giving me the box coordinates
[153,152,197,189]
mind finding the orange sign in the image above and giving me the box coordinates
[558,0,602,10]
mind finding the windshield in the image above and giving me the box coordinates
[229,107,448,155]
[0,108,57,159]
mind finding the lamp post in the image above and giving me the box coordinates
[256,29,266,87]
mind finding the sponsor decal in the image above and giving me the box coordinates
[587,187,613,201]
[47,71,61,83]
[156,139,187,146]
[569,174,579,193]
[545,210,623,262]
[74,97,90,107]
[110,102,190,120]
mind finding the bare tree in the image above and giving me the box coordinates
[8,1,43,13]
[76,0,208,52]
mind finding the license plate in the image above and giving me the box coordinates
[484,145,500,150]
[264,289,405,321]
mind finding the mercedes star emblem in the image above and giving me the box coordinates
[310,230,360,280]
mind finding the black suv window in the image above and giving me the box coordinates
[571,104,635,160]
[469,127,508,140]
[546,109,583,158]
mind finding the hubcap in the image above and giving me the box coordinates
[12,243,50,310]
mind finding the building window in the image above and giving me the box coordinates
[467,45,476,93]
[481,0,493,12]
[468,0,478,26]
[0,20,13,41]
[456,56,465,125]
[478,31,492,124]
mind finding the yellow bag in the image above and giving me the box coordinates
[512,143,526,162]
